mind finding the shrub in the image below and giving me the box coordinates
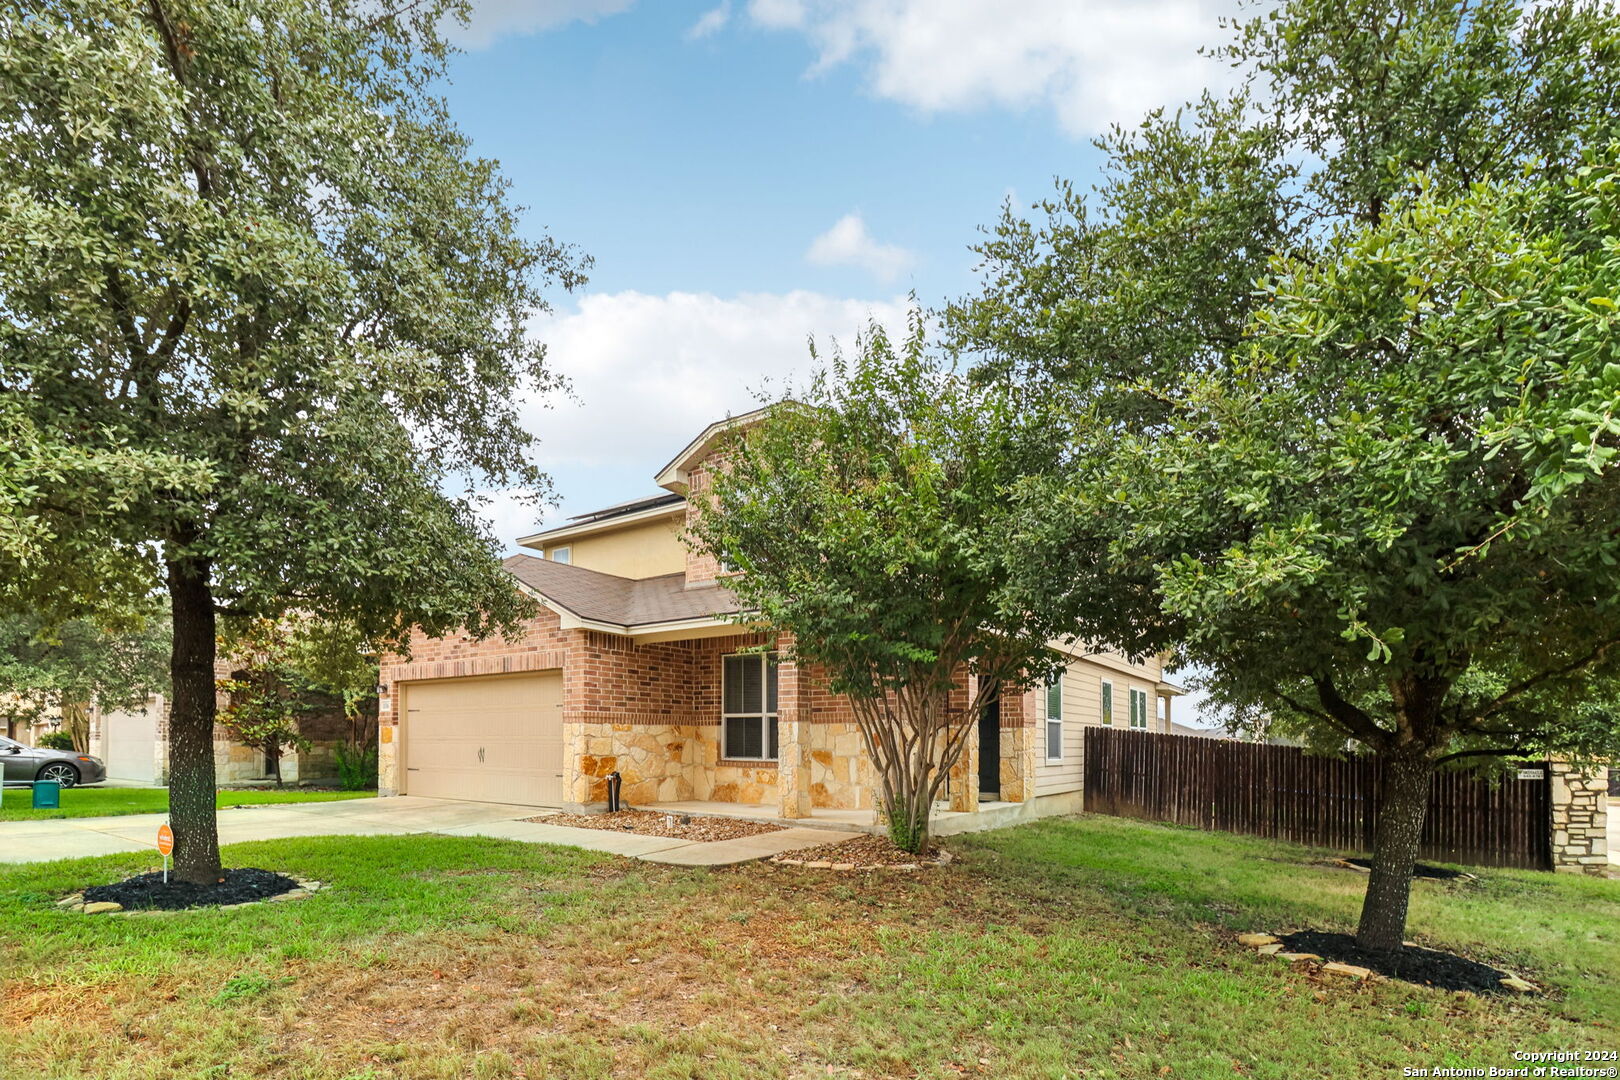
[334,744,377,791]
[35,731,75,751]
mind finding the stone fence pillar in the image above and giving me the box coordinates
[1550,762,1610,875]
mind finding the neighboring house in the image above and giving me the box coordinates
[86,664,355,786]
[378,410,1186,823]
[2,699,61,747]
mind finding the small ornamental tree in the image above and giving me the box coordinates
[687,318,1078,853]
[951,0,1620,951]
[219,615,380,788]
[0,2,581,882]
[284,616,381,789]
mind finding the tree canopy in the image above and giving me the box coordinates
[0,0,581,880]
[688,317,1076,851]
[950,0,1620,950]
[0,609,170,749]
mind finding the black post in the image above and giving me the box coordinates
[606,771,622,812]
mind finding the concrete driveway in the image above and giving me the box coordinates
[0,795,851,867]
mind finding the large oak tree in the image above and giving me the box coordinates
[952,0,1620,950]
[0,1,580,881]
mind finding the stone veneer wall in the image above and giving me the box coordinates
[1550,762,1610,875]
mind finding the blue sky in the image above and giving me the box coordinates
[442,0,1235,721]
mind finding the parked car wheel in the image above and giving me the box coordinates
[36,762,79,788]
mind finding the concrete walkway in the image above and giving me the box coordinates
[0,795,854,867]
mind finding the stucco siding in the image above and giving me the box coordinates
[539,514,686,579]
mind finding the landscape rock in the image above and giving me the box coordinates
[1238,933,1280,947]
[1257,943,1283,956]
[1323,961,1371,979]
[1500,977,1537,994]
[81,901,123,915]
[55,893,83,908]
[1277,952,1320,962]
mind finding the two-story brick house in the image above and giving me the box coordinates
[377,409,1183,825]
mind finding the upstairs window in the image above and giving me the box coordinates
[550,546,571,565]
[722,652,779,761]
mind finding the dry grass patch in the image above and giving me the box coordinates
[1,822,1614,1079]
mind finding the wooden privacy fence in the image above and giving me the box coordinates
[1083,728,1551,870]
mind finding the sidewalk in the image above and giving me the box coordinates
[0,796,855,867]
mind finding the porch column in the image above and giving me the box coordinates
[949,678,980,813]
[776,655,811,819]
[997,688,1036,803]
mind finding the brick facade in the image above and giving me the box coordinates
[377,600,1037,816]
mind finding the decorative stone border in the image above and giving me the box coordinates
[1235,932,1538,994]
[56,879,324,915]
[771,850,954,872]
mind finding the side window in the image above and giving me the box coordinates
[550,546,571,565]
[1100,680,1113,726]
[1045,673,1063,761]
[1129,688,1150,729]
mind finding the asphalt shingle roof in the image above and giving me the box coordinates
[502,555,743,629]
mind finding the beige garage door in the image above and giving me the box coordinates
[103,701,159,783]
[402,672,564,806]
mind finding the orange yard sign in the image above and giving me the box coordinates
[156,823,174,856]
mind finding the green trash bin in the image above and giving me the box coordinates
[32,780,60,809]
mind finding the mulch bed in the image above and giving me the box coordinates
[1278,930,1516,994]
[527,809,784,841]
[1336,857,1470,881]
[773,832,950,869]
[82,868,301,911]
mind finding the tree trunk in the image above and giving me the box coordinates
[166,551,222,885]
[1355,753,1434,952]
[63,700,91,753]
[265,737,283,786]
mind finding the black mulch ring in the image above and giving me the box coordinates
[82,867,301,911]
[1341,857,1467,880]
[1280,930,1515,994]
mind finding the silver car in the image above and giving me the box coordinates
[0,735,106,788]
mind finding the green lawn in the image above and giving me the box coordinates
[0,785,374,820]
[0,814,1614,1079]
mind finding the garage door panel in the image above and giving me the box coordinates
[103,703,159,783]
[402,672,563,806]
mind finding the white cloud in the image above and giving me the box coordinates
[518,286,909,476]
[472,290,912,545]
[805,213,915,282]
[687,1,732,39]
[744,0,1238,137]
[448,0,635,49]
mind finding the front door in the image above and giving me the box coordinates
[978,684,1001,799]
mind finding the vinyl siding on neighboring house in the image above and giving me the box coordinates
[1033,651,1166,797]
